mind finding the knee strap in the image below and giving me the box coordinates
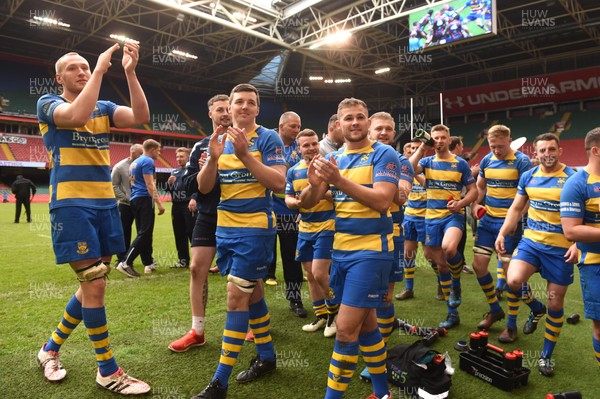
[227,274,258,294]
[76,260,111,282]
[473,245,494,257]
[499,254,513,263]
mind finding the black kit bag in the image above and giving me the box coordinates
[387,339,452,399]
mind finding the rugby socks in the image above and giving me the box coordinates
[325,340,359,399]
[520,283,545,313]
[505,287,519,329]
[496,259,507,291]
[477,273,502,313]
[326,300,339,318]
[312,299,327,319]
[447,252,463,291]
[213,311,248,386]
[83,306,118,377]
[439,271,457,314]
[404,258,416,291]
[593,335,600,368]
[541,308,564,359]
[192,316,205,334]
[248,299,275,362]
[376,303,395,345]
[430,261,439,275]
[359,329,388,398]
[45,294,82,352]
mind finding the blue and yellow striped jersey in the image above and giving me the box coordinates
[560,168,600,265]
[37,94,117,210]
[419,154,475,221]
[390,154,414,235]
[479,150,531,219]
[519,164,575,249]
[215,126,286,237]
[326,141,401,260]
[285,161,335,236]
[405,177,427,220]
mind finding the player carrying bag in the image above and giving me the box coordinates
[387,340,452,399]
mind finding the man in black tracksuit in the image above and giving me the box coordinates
[11,175,36,223]
[167,147,195,268]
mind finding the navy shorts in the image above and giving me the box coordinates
[329,257,392,308]
[295,231,334,262]
[425,213,464,247]
[216,234,276,280]
[512,238,574,286]
[50,206,124,264]
[579,265,600,320]
[403,217,425,243]
[475,216,522,255]
[192,215,217,247]
[389,237,405,283]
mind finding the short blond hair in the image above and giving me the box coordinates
[487,125,511,139]
[431,124,449,135]
[55,52,82,74]
[143,139,161,152]
[337,98,368,116]
[176,147,190,155]
[369,112,394,123]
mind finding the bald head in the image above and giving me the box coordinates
[279,111,301,125]
[55,52,84,74]
[278,111,301,145]
[130,144,143,161]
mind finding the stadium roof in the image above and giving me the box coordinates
[0,0,599,109]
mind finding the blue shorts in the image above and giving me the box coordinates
[466,12,481,21]
[389,237,405,283]
[475,216,522,254]
[512,238,574,286]
[425,213,464,247]
[296,231,334,262]
[329,257,391,308]
[50,206,125,264]
[403,217,425,243]
[216,234,276,281]
[578,265,600,321]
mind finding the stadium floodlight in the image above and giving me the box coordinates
[309,76,323,80]
[309,30,351,49]
[375,67,390,75]
[172,49,198,60]
[283,0,323,19]
[109,34,140,44]
[32,16,70,28]
[323,78,351,84]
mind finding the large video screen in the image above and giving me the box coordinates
[408,0,497,52]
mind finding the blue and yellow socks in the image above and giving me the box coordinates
[249,299,275,362]
[213,311,249,386]
[45,294,82,352]
[325,340,359,399]
[83,306,118,377]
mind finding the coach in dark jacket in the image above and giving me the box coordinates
[11,175,36,223]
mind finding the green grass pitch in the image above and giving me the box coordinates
[0,202,596,398]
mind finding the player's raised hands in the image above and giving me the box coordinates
[227,126,250,160]
[122,42,140,73]
[95,43,120,74]
[208,125,227,160]
[307,155,324,187]
[314,155,341,185]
